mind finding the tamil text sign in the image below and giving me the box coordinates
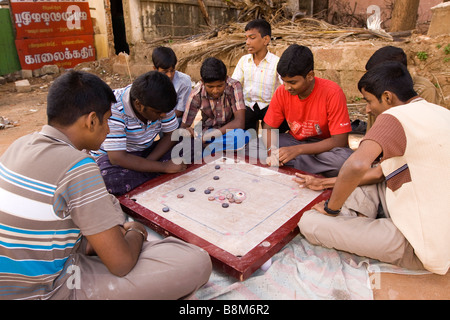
[11,0,95,70]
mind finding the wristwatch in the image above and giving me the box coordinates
[324,199,341,215]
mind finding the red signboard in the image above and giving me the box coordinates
[15,35,95,70]
[11,1,94,39]
[10,1,95,70]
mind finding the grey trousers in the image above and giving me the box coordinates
[59,237,212,300]
[299,182,425,271]
[279,133,353,177]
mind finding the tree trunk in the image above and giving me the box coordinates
[390,0,420,32]
[197,0,211,26]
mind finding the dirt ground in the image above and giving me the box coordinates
[0,65,131,155]
[0,37,449,300]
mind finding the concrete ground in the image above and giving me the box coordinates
[373,272,449,300]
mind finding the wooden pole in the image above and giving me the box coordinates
[390,0,420,32]
[197,0,211,26]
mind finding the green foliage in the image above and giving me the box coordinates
[444,44,450,55]
[416,51,428,61]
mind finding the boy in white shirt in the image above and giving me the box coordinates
[232,19,288,133]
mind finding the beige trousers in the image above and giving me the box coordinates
[58,237,212,300]
[299,183,425,271]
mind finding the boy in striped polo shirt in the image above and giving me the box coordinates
[0,71,211,299]
[92,71,187,195]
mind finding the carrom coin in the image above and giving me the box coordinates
[261,241,270,247]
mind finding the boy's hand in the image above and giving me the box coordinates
[184,127,195,138]
[123,221,148,240]
[293,173,326,191]
[266,148,280,167]
[312,200,330,216]
[277,146,298,166]
[161,160,187,173]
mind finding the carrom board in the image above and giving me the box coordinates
[118,157,330,281]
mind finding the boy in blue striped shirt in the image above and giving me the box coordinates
[92,71,187,195]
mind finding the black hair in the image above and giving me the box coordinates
[130,71,177,112]
[47,70,116,126]
[358,61,417,102]
[152,46,177,70]
[245,19,271,38]
[277,44,314,78]
[200,57,227,83]
[365,46,408,71]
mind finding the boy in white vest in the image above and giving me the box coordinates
[298,62,450,275]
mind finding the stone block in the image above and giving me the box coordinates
[21,69,33,79]
[15,79,32,93]
[313,47,345,70]
[129,64,152,78]
[428,2,450,37]
[33,69,42,77]
[314,44,379,72]
[41,64,60,75]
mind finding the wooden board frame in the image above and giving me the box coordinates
[118,157,330,281]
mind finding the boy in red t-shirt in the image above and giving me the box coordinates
[263,44,353,177]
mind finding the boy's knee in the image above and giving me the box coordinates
[175,242,212,285]
[191,246,212,280]
[298,210,321,242]
[298,210,334,246]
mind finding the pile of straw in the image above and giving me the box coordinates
[176,17,393,70]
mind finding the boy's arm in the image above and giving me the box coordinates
[146,131,178,161]
[175,76,192,118]
[85,220,148,277]
[294,165,384,190]
[216,109,245,134]
[231,57,244,83]
[219,79,246,133]
[202,109,245,143]
[314,139,383,214]
[107,148,185,173]
[181,87,201,128]
[261,122,279,155]
[60,158,147,277]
